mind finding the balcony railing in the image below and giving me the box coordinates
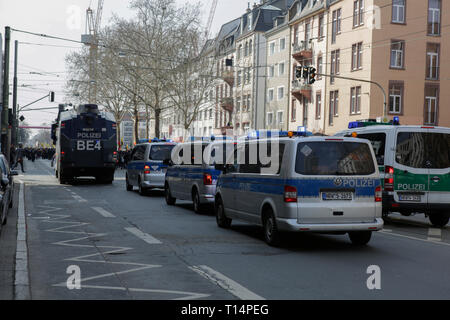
[220,97,234,113]
[222,70,234,87]
[292,40,313,61]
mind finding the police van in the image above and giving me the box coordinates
[214,131,383,246]
[164,137,235,213]
[126,140,176,195]
[337,121,450,227]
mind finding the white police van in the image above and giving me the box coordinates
[337,120,450,227]
[165,137,236,213]
[214,131,383,246]
[126,140,176,195]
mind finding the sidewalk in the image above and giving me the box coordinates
[0,183,19,299]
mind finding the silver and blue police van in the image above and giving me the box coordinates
[164,136,235,213]
[126,139,176,195]
[214,131,383,246]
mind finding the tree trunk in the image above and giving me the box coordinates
[154,108,161,139]
[134,103,139,144]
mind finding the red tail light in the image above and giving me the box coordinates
[203,173,213,185]
[284,185,297,203]
[144,165,151,174]
[384,166,394,191]
[375,185,382,202]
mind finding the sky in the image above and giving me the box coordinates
[0,0,249,136]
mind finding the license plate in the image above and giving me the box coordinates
[322,192,353,201]
[399,194,421,202]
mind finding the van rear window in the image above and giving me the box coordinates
[149,145,175,161]
[295,142,375,175]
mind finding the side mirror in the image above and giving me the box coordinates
[10,170,19,176]
[163,159,173,166]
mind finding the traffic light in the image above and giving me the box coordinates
[302,66,309,79]
[308,67,317,84]
[295,66,303,79]
[49,91,55,102]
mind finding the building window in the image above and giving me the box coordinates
[237,71,242,85]
[280,38,286,51]
[390,40,405,69]
[331,8,342,44]
[269,42,276,55]
[291,99,296,122]
[268,89,274,102]
[426,43,440,80]
[352,42,363,70]
[392,0,405,23]
[237,45,242,59]
[248,13,252,31]
[330,50,340,83]
[428,0,441,35]
[389,81,404,114]
[318,14,324,39]
[329,90,339,125]
[277,111,284,124]
[316,93,322,119]
[244,42,249,56]
[317,56,323,80]
[350,86,362,114]
[268,65,275,78]
[236,97,241,113]
[277,87,285,100]
[279,62,285,76]
[267,112,273,126]
[424,85,438,124]
[305,21,311,43]
[249,40,253,55]
[353,0,364,27]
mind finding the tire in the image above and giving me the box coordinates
[138,179,147,196]
[126,175,133,191]
[192,189,203,214]
[348,231,372,246]
[263,209,280,246]
[165,183,176,205]
[215,198,231,228]
[429,213,449,228]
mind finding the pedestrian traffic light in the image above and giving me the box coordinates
[308,67,316,84]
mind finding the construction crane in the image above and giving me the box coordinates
[205,0,218,40]
[83,0,104,104]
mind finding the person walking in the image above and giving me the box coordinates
[15,144,25,173]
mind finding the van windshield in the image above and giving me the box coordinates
[396,132,450,169]
[295,142,375,175]
[149,145,175,161]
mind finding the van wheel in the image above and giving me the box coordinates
[192,189,203,214]
[429,213,449,228]
[349,231,372,246]
[165,183,176,205]
[263,209,280,246]
[215,198,231,228]
[138,179,147,196]
[126,175,133,191]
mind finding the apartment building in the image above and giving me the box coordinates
[288,0,329,133]
[265,16,291,130]
[323,0,449,134]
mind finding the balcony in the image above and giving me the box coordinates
[291,80,311,100]
[222,70,234,87]
[220,125,234,135]
[220,97,234,113]
[292,41,313,62]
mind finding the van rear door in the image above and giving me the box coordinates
[294,140,379,224]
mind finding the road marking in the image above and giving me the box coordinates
[427,228,442,242]
[91,207,116,218]
[71,194,87,203]
[380,230,450,246]
[125,227,162,244]
[15,181,31,300]
[189,265,265,300]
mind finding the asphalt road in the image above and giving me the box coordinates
[9,159,450,299]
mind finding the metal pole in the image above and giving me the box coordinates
[1,27,11,153]
[12,40,18,146]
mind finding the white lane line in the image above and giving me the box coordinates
[125,227,162,244]
[15,181,31,300]
[91,207,116,218]
[380,230,450,246]
[189,265,265,300]
[427,228,442,242]
[71,194,87,203]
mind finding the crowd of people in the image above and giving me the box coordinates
[9,144,56,173]
[116,150,132,169]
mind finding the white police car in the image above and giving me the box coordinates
[164,136,235,213]
[126,140,176,195]
[214,131,383,246]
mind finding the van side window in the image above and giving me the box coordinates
[358,133,386,165]
[132,146,145,161]
[239,143,261,174]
